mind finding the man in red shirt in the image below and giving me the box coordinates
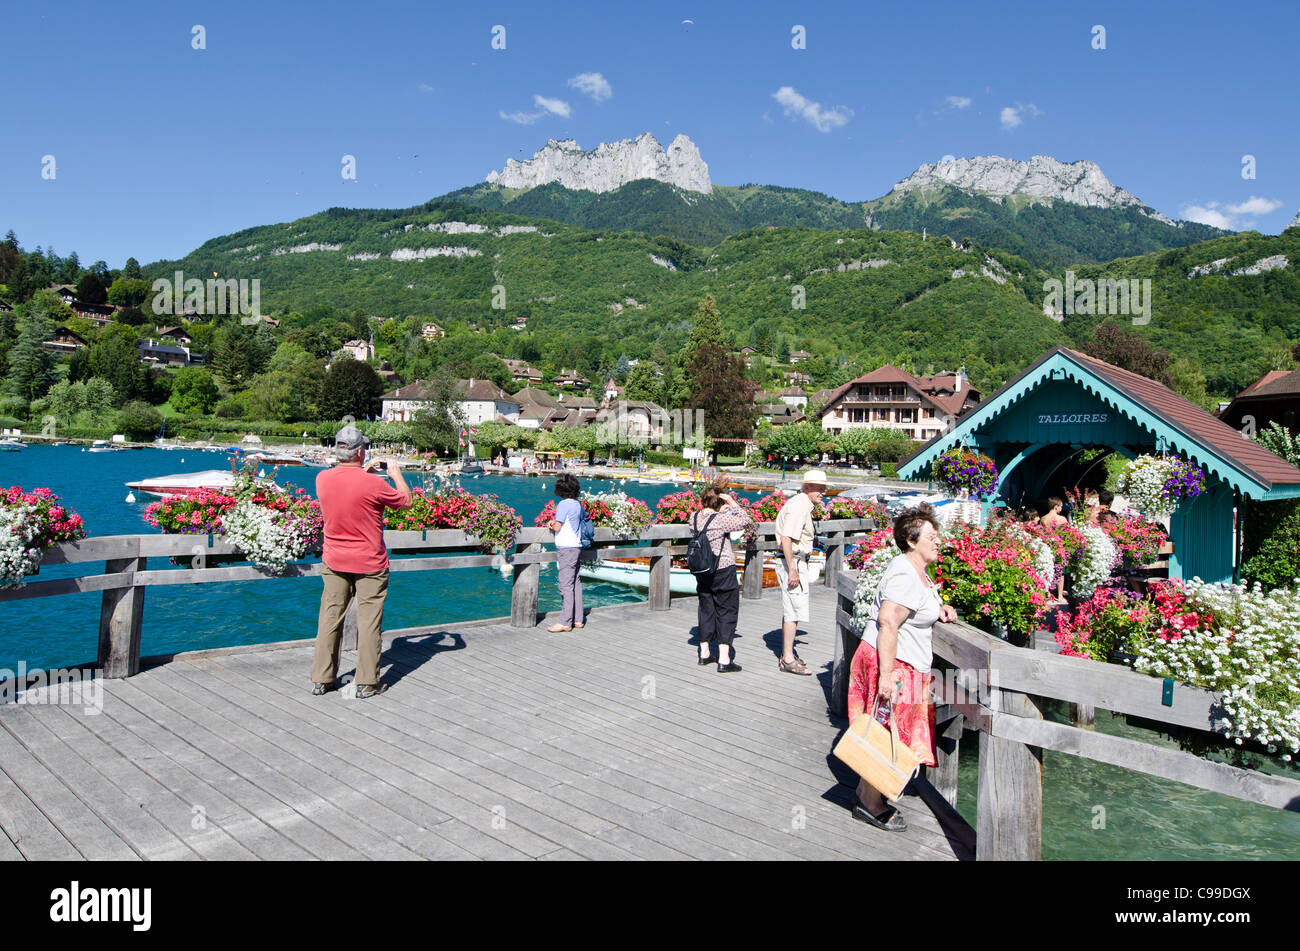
[310,425,412,698]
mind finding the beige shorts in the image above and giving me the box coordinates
[774,557,820,623]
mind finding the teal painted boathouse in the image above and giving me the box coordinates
[899,347,1300,583]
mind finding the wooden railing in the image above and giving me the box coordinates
[832,572,1300,860]
[0,519,878,681]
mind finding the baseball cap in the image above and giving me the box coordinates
[802,469,828,486]
[334,425,368,451]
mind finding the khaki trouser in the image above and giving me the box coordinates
[311,564,389,686]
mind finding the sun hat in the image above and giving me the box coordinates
[802,469,828,486]
[334,424,368,451]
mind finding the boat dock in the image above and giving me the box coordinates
[0,585,969,861]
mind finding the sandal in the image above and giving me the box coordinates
[851,804,907,832]
[779,656,812,675]
[547,624,573,633]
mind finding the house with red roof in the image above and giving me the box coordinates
[816,365,980,442]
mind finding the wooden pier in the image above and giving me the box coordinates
[0,585,969,861]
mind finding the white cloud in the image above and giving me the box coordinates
[499,109,541,125]
[1225,196,1283,216]
[772,86,852,132]
[417,82,434,94]
[1000,102,1041,131]
[1181,197,1284,230]
[499,94,572,125]
[533,95,571,118]
[567,72,611,102]
[1181,203,1234,229]
[946,96,971,109]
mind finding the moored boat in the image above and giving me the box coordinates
[122,469,276,499]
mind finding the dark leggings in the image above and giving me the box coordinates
[695,567,740,647]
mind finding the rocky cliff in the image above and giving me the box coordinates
[891,155,1173,223]
[486,132,712,194]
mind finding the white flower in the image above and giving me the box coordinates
[1071,524,1119,599]
[0,503,43,587]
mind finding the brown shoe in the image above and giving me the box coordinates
[547,624,573,633]
[779,656,812,675]
[573,622,585,629]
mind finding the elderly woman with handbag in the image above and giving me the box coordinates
[846,503,957,831]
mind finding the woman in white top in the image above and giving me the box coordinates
[847,503,957,831]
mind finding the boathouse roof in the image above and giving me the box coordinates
[900,346,1300,499]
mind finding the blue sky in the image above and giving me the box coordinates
[2,0,1297,267]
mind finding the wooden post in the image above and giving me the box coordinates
[649,538,672,611]
[976,687,1043,860]
[511,540,542,627]
[1070,702,1096,729]
[341,598,358,651]
[741,542,763,600]
[823,530,845,588]
[930,713,964,808]
[830,580,858,718]
[98,555,146,679]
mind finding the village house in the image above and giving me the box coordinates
[602,378,625,406]
[156,326,193,346]
[596,399,669,443]
[380,378,521,426]
[421,322,445,340]
[336,339,374,362]
[513,387,565,430]
[816,365,981,442]
[778,386,808,409]
[138,338,202,367]
[552,369,590,390]
[41,327,90,354]
[789,349,811,364]
[505,359,544,385]
[1218,369,1300,434]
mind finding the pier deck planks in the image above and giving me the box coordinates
[0,586,965,861]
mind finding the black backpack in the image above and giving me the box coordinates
[686,512,721,575]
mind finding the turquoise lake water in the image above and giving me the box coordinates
[0,444,744,670]
[3,443,1298,859]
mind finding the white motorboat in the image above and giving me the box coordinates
[0,437,24,451]
[124,469,248,499]
[88,439,126,452]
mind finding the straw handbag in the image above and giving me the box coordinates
[833,700,920,802]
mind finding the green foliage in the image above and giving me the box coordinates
[170,367,220,415]
[1242,424,1300,589]
[405,373,465,450]
[644,449,689,467]
[6,297,58,401]
[766,422,823,460]
[319,356,384,421]
[1241,502,1300,590]
[686,343,756,439]
[114,400,163,440]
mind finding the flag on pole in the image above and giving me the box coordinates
[458,427,465,448]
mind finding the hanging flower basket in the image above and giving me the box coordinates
[1,487,88,587]
[931,448,999,500]
[1116,454,1206,520]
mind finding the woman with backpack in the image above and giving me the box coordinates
[546,473,588,632]
[689,485,753,672]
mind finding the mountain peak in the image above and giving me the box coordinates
[892,154,1172,223]
[486,132,712,194]
[1288,208,1300,232]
